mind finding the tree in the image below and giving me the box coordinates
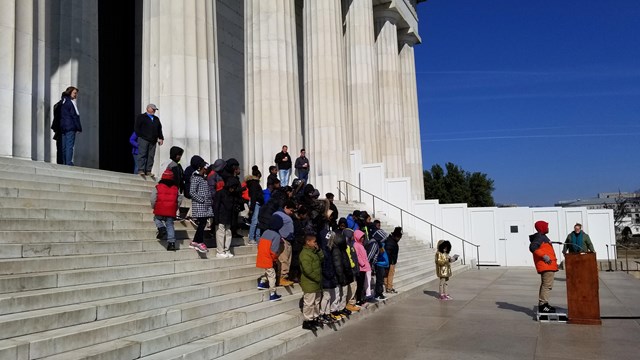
[423,162,495,207]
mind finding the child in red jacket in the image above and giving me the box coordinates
[256,214,285,302]
[529,220,559,313]
[151,169,180,251]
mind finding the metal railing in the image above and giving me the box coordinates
[606,244,634,273]
[337,180,480,269]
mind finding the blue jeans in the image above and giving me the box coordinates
[249,203,261,241]
[62,131,76,166]
[154,216,175,243]
[278,169,291,186]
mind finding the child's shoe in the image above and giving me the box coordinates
[444,294,453,300]
[257,276,269,290]
[225,251,234,258]
[538,303,556,313]
[302,320,317,331]
[193,243,208,253]
[166,242,176,251]
[269,293,282,302]
[279,277,294,287]
[156,227,167,240]
[346,304,360,312]
[330,312,344,321]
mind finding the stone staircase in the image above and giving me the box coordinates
[0,157,469,360]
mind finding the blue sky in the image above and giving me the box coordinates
[414,0,640,206]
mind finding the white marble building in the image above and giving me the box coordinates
[0,0,425,199]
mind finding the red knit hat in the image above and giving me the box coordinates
[160,168,174,181]
[534,220,549,234]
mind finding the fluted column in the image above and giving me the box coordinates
[0,0,99,166]
[304,0,348,194]
[142,0,221,172]
[399,34,424,200]
[344,0,380,163]
[375,9,405,178]
[245,0,302,177]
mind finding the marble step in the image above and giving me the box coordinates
[0,196,153,213]
[0,186,148,206]
[0,168,155,192]
[0,207,154,222]
[0,178,151,199]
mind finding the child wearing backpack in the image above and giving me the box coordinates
[256,214,286,302]
[435,240,459,300]
[150,169,180,251]
[299,233,323,331]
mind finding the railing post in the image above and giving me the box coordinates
[476,246,480,270]
[346,185,349,205]
[400,210,403,228]
[358,173,362,203]
[462,243,466,265]
[338,182,341,202]
[430,226,434,248]
[372,197,375,217]
[606,245,613,272]
[626,247,629,274]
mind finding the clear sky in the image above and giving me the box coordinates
[414,0,640,206]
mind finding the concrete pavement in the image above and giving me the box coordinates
[279,268,640,360]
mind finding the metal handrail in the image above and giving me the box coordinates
[607,244,634,273]
[337,179,481,269]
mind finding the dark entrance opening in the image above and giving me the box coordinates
[98,0,142,173]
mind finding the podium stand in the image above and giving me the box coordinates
[565,252,601,325]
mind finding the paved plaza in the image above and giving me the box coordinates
[281,268,640,360]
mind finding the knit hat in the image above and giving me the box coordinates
[190,155,206,169]
[169,146,184,161]
[535,221,549,234]
[160,168,174,181]
[338,217,348,228]
[268,214,284,231]
[392,226,403,238]
[212,159,226,172]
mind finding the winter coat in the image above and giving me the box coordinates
[365,238,379,267]
[435,251,452,278]
[274,151,292,170]
[346,239,360,277]
[60,96,82,133]
[166,160,184,194]
[257,190,286,230]
[189,173,214,218]
[529,232,558,273]
[246,178,264,212]
[318,228,337,289]
[134,112,164,142]
[274,210,294,241]
[563,231,595,253]
[267,173,279,187]
[333,234,355,286]
[346,215,359,230]
[256,229,283,269]
[353,230,371,272]
[151,183,178,217]
[213,188,234,225]
[299,246,324,293]
[385,236,400,265]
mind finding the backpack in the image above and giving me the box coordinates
[183,166,195,199]
[51,100,63,140]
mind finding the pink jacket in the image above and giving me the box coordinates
[353,230,371,272]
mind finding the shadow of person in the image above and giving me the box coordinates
[423,290,441,299]
[496,301,537,320]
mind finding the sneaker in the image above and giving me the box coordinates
[216,252,227,259]
[322,314,337,323]
[194,243,208,253]
[156,227,167,240]
[257,277,269,290]
[166,242,176,251]
[376,294,386,300]
[330,312,344,320]
[365,296,378,303]
[279,277,294,287]
[189,242,199,249]
[444,294,453,300]
[302,321,317,331]
[269,293,282,302]
[539,303,556,313]
[248,240,257,245]
[345,304,360,312]
[341,308,352,316]
[225,251,234,258]
[315,316,330,325]
[387,288,398,294]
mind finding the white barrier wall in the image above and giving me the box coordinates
[351,159,616,267]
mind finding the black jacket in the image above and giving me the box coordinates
[332,234,355,286]
[246,178,264,212]
[274,151,292,170]
[385,236,399,265]
[213,187,235,225]
[134,113,164,142]
[318,228,337,289]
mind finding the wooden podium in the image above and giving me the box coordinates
[565,252,601,325]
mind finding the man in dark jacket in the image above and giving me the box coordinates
[294,149,310,183]
[274,145,292,186]
[134,104,164,176]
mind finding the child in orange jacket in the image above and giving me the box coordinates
[256,214,285,302]
[529,220,558,313]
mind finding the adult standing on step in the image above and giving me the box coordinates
[59,86,82,166]
[134,104,164,176]
[294,148,309,183]
[274,145,292,186]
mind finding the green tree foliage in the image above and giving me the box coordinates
[423,162,495,207]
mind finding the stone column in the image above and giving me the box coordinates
[0,0,99,166]
[374,9,405,178]
[142,0,221,172]
[245,0,302,177]
[399,33,424,200]
[344,0,380,163]
[303,0,348,194]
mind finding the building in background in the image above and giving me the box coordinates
[0,0,425,198]
[557,192,640,236]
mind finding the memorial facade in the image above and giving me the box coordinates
[0,0,425,198]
